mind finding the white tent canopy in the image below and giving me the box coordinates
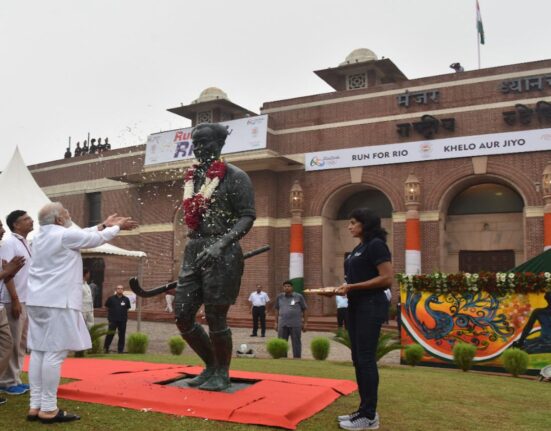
[0,148,51,241]
[82,243,146,258]
[0,147,146,258]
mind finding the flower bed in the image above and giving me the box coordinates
[397,271,551,297]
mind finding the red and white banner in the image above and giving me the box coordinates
[144,115,268,166]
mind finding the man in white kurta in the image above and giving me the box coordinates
[26,203,137,423]
[82,269,94,329]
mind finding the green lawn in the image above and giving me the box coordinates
[2,354,551,431]
[528,353,551,369]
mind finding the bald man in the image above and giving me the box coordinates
[103,285,131,354]
[26,202,136,423]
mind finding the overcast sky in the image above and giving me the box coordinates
[1,0,550,170]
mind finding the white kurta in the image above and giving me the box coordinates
[27,306,91,351]
[82,282,94,313]
[27,223,120,352]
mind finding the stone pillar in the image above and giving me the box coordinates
[404,174,421,274]
[289,180,304,293]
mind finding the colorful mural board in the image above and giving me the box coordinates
[400,286,551,370]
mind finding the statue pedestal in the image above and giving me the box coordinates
[167,376,254,394]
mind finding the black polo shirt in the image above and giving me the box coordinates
[105,294,131,321]
[344,237,391,300]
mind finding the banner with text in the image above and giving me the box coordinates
[305,128,551,171]
[144,115,268,166]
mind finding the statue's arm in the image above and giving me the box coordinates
[218,216,254,248]
[220,168,256,248]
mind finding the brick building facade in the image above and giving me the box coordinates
[27,49,551,323]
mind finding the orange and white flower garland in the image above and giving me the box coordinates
[182,160,227,230]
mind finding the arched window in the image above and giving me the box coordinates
[337,189,392,220]
[448,183,523,215]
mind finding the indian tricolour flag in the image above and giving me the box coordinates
[476,0,485,45]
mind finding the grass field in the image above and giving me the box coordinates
[1,353,550,431]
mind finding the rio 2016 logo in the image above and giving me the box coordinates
[310,156,325,167]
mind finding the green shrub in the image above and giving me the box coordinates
[168,336,186,355]
[266,338,289,359]
[334,329,401,361]
[404,344,424,366]
[127,332,149,354]
[502,348,529,377]
[453,342,477,372]
[377,332,401,361]
[75,323,113,356]
[310,337,330,360]
[333,328,351,349]
[90,323,113,354]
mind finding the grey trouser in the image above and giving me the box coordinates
[278,325,302,358]
[0,307,13,375]
[0,303,27,387]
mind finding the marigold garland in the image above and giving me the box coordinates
[182,160,227,230]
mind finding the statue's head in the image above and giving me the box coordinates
[191,123,228,163]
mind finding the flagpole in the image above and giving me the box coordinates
[477,31,481,69]
[476,0,480,69]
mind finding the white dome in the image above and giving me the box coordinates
[192,87,229,104]
[339,48,378,66]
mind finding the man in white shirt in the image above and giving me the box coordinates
[0,210,34,396]
[82,269,94,329]
[26,202,137,423]
[248,284,270,337]
[0,219,26,406]
[336,294,349,330]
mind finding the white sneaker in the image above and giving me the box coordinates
[339,413,379,430]
[337,411,361,422]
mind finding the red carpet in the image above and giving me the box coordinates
[24,357,356,429]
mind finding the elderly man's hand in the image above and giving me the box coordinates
[116,217,139,231]
[2,256,25,276]
[102,213,120,227]
[102,214,138,231]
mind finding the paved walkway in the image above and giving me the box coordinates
[97,317,400,365]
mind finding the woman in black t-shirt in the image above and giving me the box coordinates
[329,208,393,430]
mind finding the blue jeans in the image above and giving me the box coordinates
[348,292,389,419]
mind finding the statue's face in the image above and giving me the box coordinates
[192,127,222,163]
